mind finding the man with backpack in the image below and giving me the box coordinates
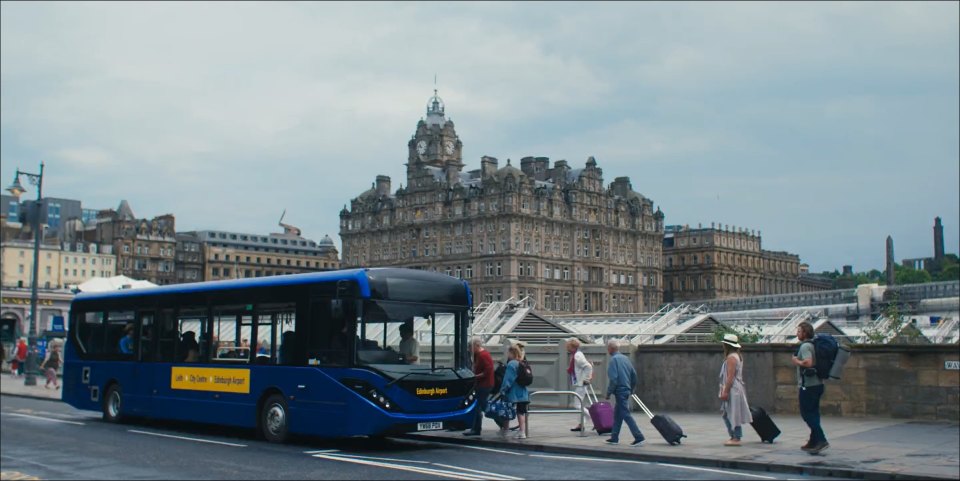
[792,321,829,454]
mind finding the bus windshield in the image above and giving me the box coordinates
[355,300,461,371]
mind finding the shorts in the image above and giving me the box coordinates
[516,401,529,415]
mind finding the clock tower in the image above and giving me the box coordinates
[406,90,463,188]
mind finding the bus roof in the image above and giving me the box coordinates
[74,268,372,302]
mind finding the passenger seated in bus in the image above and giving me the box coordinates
[398,320,420,364]
[279,331,294,364]
[180,331,200,363]
[119,324,135,355]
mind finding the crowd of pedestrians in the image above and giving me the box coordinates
[471,320,829,454]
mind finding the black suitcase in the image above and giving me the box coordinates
[633,394,686,445]
[749,405,781,443]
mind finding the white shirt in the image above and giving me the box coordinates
[399,337,420,364]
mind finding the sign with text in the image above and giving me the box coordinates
[52,316,65,332]
[945,361,959,371]
[170,367,251,394]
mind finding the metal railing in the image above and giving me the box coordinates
[525,390,586,438]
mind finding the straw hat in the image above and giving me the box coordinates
[721,333,742,349]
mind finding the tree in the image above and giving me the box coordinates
[863,293,923,344]
[711,323,763,344]
[894,264,932,285]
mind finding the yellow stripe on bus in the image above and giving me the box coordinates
[170,367,251,394]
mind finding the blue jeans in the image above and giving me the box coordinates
[799,384,827,444]
[471,387,491,433]
[722,413,743,440]
[611,388,643,442]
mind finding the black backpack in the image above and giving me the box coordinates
[516,359,534,387]
[492,361,506,392]
[804,333,839,381]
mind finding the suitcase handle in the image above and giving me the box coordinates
[631,394,655,420]
[585,384,600,404]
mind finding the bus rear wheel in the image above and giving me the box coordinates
[260,394,289,443]
[103,384,124,423]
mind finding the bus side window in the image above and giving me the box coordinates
[106,311,135,357]
[178,308,207,363]
[139,312,154,361]
[156,310,178,363]
[76,311,104,357]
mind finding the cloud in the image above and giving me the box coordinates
[2,2,957,273]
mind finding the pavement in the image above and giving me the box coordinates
[3,375,958,480]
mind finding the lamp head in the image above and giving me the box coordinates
[6,173,26,198]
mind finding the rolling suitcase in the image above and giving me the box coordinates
[633,394,686,445]
[749,405,781,443]
[585,385,614,435]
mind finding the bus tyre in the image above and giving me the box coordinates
[103,384,124,423]
[261,394,289,443]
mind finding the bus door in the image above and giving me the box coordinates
[152,307,211,421]
[130,310,156,414]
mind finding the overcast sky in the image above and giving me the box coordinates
[2,2,957,273]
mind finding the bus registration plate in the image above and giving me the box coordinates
[417,422,443,431]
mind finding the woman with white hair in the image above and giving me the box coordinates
[719,333,752,446]
[566,337,593,432]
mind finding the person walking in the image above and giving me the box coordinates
[792,321,829,454]
[14,338,27,377]
[496,345,529,439]
[566,338,593,432]
[604,339,644,446]
[42,342,62,389]
[719,334,752,446]
[464,337,494,436]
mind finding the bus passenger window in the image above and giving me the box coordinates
[255,303,294,365]
[138,312,154,361]
[75,312,104,356]
[156,310,179,363]
[106,311,135,357]
[178,308,207,363]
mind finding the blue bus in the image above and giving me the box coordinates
[62,268,478,441]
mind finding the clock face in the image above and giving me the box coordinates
[416,140,428,155]
[444,141,455,154]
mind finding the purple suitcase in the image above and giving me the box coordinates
[586,385,614,434]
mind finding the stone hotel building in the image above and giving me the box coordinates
[662,224,801,303]
[340,92,665,313]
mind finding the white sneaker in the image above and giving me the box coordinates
[515,433,527,440]
[497,429,507,439]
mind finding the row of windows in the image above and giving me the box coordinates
[205,232,317,248]
[209,268,324,279]
[210,253,331,268]
[14,264,112,279]
[122,244,174,257]
[15,250,113,266]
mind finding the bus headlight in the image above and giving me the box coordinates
[340,378,398,412]
[461,388,477,408]
[368,389,396,411]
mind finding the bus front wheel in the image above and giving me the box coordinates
[260,394,289,443]
[103,384,124,423]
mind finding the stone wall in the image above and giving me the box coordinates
[631,344,959,421]
[434,342,959,420]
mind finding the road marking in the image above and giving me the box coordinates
[659,463,777,480]
[127,429,247,447]
[304,450,340,454]
[3,412,85,425]
[0,472,41,480]
[453,444,526,456]
[529,454,649,465]
[432,463,525,480]
[311,453,489,480]
[317,453,433,464]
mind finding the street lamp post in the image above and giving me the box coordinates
[7,162,44,386]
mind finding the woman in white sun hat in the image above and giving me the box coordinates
[719,333,752,446]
